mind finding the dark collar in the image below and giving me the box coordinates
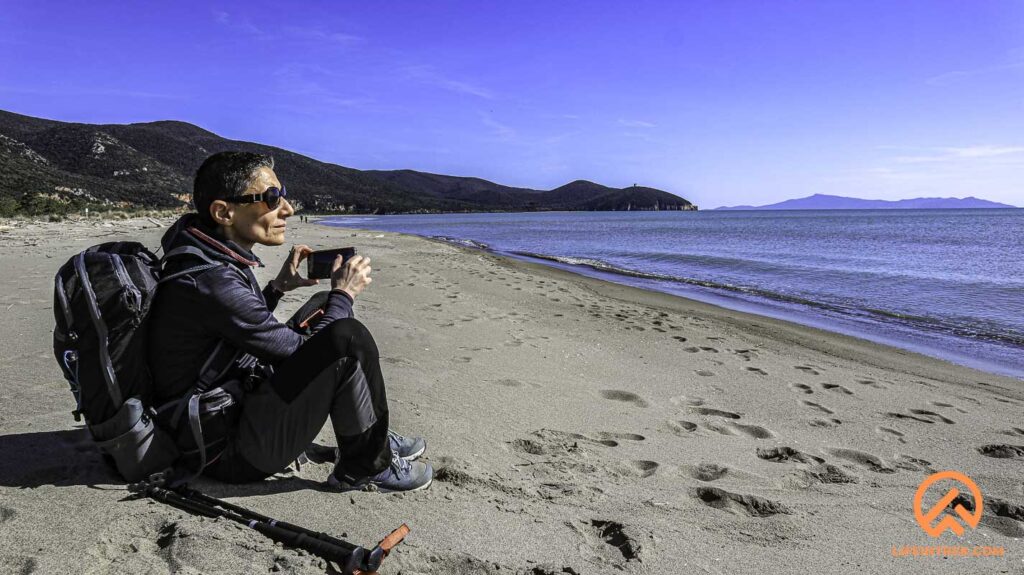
[187,225,263,268]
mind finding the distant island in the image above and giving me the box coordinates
[715,194,1017,211]
[0,109,695,216]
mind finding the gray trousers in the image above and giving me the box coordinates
[204,318,392,483]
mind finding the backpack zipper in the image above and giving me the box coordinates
[110,254,142,313]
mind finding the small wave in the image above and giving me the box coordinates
[320,217,381,226]
[430,236,491,250]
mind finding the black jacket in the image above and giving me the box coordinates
[148,214,353,403]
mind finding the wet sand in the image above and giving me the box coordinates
[0,216,1021,574]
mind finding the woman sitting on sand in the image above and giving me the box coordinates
[147,151,432,492]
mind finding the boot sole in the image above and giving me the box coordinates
[327,474,433,494]
[400,444,426,462]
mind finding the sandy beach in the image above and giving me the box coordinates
[0,215,1021,575]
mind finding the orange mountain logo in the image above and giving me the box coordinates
[913,471,983,537]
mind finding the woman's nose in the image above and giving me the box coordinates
[279,197,294,216]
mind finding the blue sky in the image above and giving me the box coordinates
[1,1,1022,208]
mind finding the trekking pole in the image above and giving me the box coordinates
[174,485,409,571]
[177,486,361,551]
[143,485,406,574]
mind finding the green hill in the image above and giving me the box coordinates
[0,110,696,216]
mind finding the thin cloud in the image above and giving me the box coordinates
[282,26,364,47]
[947,145,1024,158]
[478,112,515,141]
[541,130,582,145]
[618,119,656,128]
[893,145,1024,164]
[212,10,263,35]
[402,65,495,99]
[926,60,1024,86]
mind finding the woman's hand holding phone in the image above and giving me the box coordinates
[270,244,320,293]
[331,254,372,300]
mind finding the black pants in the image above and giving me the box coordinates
[204,317,392,483]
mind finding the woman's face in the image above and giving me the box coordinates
[213,166,293,249]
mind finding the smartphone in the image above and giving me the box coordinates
[307,247,356,280]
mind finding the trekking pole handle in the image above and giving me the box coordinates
[249,521,367,572]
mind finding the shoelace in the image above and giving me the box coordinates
[387,449,411,476]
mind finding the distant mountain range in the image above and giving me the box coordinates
[0,109,695,215]
[715,194,1017,211]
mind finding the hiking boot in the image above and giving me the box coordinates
[388,429,426,461]
[328,451,433,493]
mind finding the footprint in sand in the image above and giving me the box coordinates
[893,455,934,473]
[703,422,775,439]
[691,487,790,516]
[685,463,730,482]
[795,365,822,375]
[821,383,853,395]
[599,390,649,408]
[875,426,907,444]
[571,519,642,565]
[756,446,824,465]
[801,400,834,414]
[825,448,896,474]
[789,383,814,394]
[627,460,659,478]
[732,349,760,361]
[672,335,688,343]
[670,395,705,407]
[668,420,698,434]
[745,367,768,376]
[0,506,16,523]
[977,444,1024,459]
[942,499,1024,538]
[1001,427,1024,437]
[689,407,741,419]
[695,370,715,377]
[808,418,843,428]
[594,432,645,442]
[796,463,860,485]
[885,409,955,424]
[856,378,885,389]
[930,400,968,414]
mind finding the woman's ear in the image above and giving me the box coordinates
[210,200,234,226]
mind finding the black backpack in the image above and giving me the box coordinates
[53,241,238,482]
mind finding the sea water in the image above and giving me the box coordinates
[321,209,1024,379]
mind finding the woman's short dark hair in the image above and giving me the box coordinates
[192,151,274,226]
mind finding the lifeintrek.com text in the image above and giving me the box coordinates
[892,545,1005,558]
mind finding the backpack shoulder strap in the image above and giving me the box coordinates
[162,245,219,266]
[159,339,243,486]
[159,246,251,286]
[72,252,123,406]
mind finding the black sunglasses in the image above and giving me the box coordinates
[224,185,288,210]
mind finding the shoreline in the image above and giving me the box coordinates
[319,217,1024,381]
[410,231,1022,392]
